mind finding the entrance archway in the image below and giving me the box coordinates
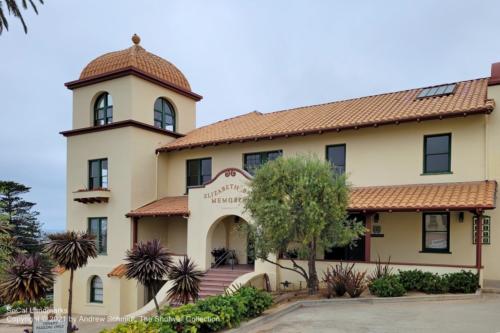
[205,214,253,269]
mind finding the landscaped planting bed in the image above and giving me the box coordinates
[101,286,273,333]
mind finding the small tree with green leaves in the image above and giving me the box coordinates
[45,232,97,333]
[245,155,365,294]
[167,256,205,305]
[125,240,172,316]
[0,253,53,332]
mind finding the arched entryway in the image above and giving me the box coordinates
[205,214,254,270]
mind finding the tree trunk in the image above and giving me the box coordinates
[307,239,318,295]
[67,268,74,333]
[30,308,34,333]
[150,285,160,317]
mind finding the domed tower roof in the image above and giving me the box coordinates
[65,34,202,101]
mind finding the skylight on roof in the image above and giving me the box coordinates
[417,84,456,99]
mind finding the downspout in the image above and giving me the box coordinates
[155,151,159,200]
[484,114,489,179]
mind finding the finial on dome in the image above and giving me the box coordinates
[132,34,141,45]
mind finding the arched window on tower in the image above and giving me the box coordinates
[154,97,176,132]
[94,93,113,126]
[89,276,103,303]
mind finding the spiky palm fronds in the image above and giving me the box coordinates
[125,240,172,315]
[0,253,53,304]
[45,231,97,270]
[45,231,97,333]
[167,256,205,305]
[125,240,172,285]
[0,0,44,34]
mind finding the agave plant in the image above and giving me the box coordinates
[167,256,205,305]
[125,239,172,315]
[0,254,53,331]
[45,231,97,333]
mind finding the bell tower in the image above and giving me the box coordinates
[54,35,202,316]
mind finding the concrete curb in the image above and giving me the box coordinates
[226,291,482,333]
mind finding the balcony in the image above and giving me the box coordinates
[73,188,111,204]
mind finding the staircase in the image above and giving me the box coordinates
[199,266,253,298]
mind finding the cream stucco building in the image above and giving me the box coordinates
[54,35,500,316]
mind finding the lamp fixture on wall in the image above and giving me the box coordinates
[458,212,464,223]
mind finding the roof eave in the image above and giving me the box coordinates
[157,104,495,153]
[65,66,203,102]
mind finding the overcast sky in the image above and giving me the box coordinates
[1,0,500,231]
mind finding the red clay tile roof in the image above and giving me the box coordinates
[79,35,190,91]
[52,266,66,275]
[65,35,202,101]
[126,196,189,218]
[159,78,494,152]
[126,181,496,217]
[349,181,496,212]
[108,264,127,278]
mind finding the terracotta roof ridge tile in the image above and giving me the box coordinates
[261,77,490,117]
[353,180,495,190]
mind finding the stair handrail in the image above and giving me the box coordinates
[212,249,237,269]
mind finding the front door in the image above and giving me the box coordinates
[324,214,366,261]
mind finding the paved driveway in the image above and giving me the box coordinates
[254,294,500,333]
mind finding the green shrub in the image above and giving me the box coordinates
[102,286,273,333]
[444,270,479,293]
[232,286,273,318]
[420,272,448,294]
[397,269,426,291]
[369,276,406,297]
[0,305,7,316]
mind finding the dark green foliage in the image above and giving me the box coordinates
[419,272,448,294]
[397,269,426,291]
[102,287,273,333]
[444,271,479,293]
[230,286,273,318]
[0,305,7,315]
[0,0,44,34]
[369,276,406,297]
[0,254,53,304]
[125,239,172,316]
[167,256,204,305]
[395,269,478,294]
[0,181,43,253]
[245,155,365,294]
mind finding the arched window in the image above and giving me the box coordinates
[90,276,103,303]
[154,98,176,132]
[94,93,113,126]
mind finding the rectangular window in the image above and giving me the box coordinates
[88,217,107,254]
[326,144,346,174]
[243,150,282,175]
[422,213,450,253]
[89,159,108,189]
[186,158,212,188]
[423,134,451,174]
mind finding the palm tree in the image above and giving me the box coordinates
[0,254,53,332]
[45,231,97,333]
[125,239,172,316]
[0,0,44,34]
[167,256,205,305]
